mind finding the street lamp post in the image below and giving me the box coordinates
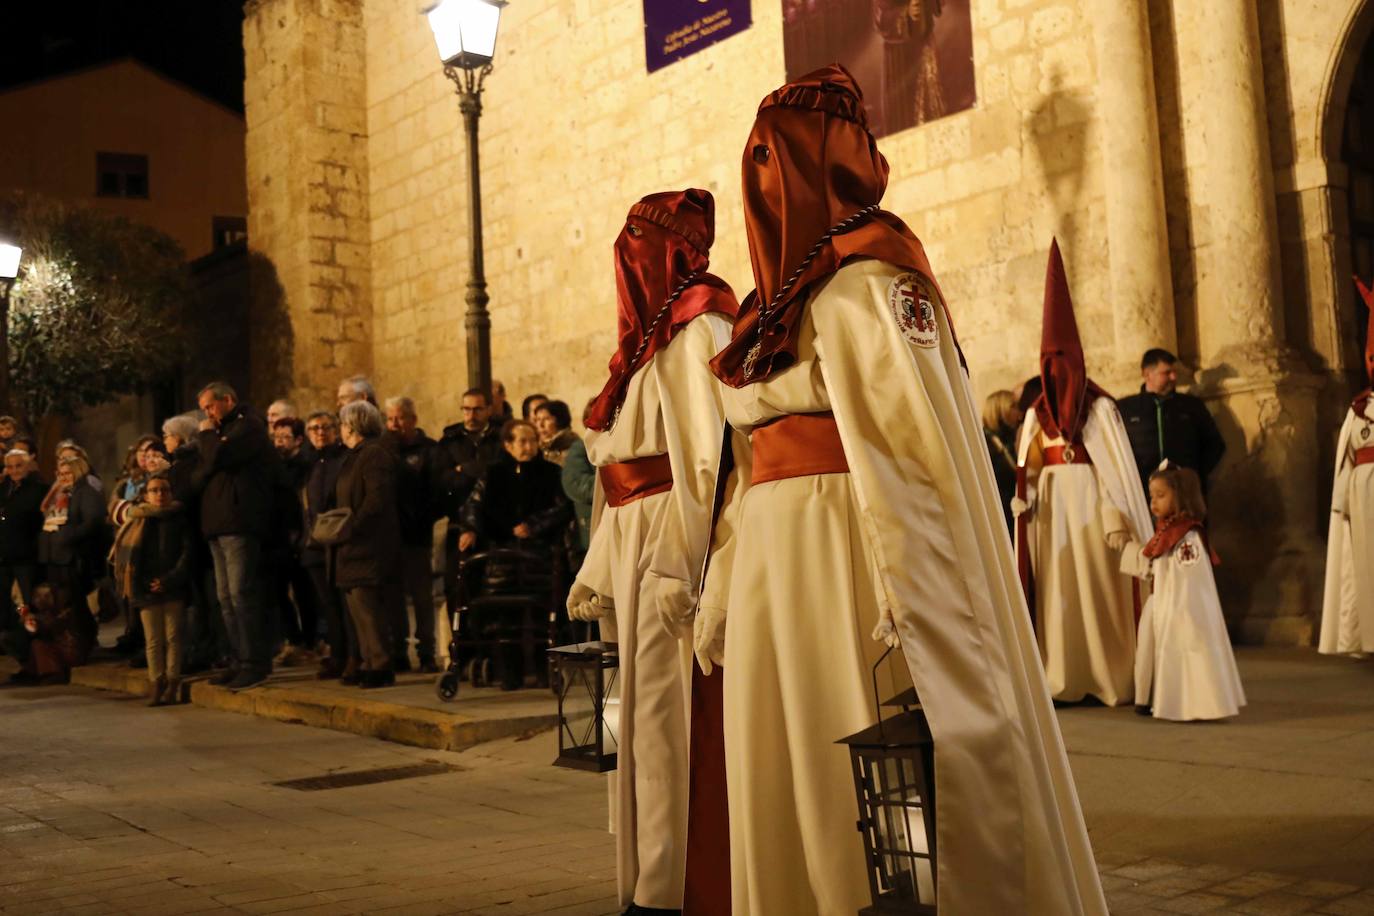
[425,0,506,398]
[0,243,22,414]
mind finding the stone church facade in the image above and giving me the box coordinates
[241,0,1374,644]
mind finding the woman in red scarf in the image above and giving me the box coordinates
[566,189,738,914]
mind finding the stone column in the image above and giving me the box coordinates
[1088,0,1175,386]
[1180,0,1322,645]
[243,0,372,409]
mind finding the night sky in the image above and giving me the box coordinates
[0,1,247,112]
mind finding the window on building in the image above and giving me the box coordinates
[96,152,149,199]
[212,216,248,250]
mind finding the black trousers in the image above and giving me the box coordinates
[307,565,357,663]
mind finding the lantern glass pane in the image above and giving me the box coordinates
[552,644,619,771]
[861,752,935,905]
[425,0,501,66]
[0,244,20,280]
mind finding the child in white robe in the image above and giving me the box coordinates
[1121,464,1245,722]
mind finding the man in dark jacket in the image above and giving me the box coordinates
[1117,348,1227,492]
[436,387,505,615]
[0,449,46,635]
[384,396,442,672]
[191,382,279,689]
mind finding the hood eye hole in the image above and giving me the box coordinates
[752,144,770,164]
[627,224,643,238]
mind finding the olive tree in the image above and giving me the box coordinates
[0,193,193,421]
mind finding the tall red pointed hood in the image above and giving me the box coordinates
[1357,275,1374,385]
[585,189,738,431]
[1034,239,1105,442]
[1353,275,1374,416]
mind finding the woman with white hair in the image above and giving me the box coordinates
[331,401,401,688]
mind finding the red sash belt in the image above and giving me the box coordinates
[1044,444,1092,466]
[600,453,673,507]
[1356,446,1374,467]
[751,411,849,485]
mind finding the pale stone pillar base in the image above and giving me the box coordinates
[1199,360,1325,645]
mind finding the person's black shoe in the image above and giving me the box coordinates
[1134,704,1153,717]
[360,670,395,689]
[209,668,239,686]
[128,655,147,669]
[622,906,682,916]
[419,659,440,674]
[227,670,267,691]
[392,657,412,673]
[5,671,39,686]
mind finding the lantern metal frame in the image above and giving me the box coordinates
[838,648,939,915]
[549,640,619,772]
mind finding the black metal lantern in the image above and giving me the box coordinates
[837,652,938,914]
[548,641,619,772]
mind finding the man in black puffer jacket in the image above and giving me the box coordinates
[1117,348,1227,494]
[191,382,279,689]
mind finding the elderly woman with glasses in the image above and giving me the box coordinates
[331,401,402,689]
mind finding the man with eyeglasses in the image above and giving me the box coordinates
[436,388,505,623]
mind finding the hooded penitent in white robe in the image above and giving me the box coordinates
[573,312,733,909]
[1320,404,1374,655]
[702,259,1107,915]
[1122,529,1246,720]
[1016,399,1154,706]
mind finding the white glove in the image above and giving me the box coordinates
[1011,494,1034,517]
[566,582,613,621]
[693,605,727,676]
[871,609,902,649]
[653,575,696,639]
[1105,530,1130,551]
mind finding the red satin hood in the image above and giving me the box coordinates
[586,189,738,431]
[711,63,950,387]
[1355,275,1374,411]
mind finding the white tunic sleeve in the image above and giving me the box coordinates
[646,313,734,597]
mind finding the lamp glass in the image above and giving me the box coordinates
[0,244,20,280]
[426,0,503,67]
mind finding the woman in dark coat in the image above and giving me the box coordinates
[458,420,573,554]
[332,400,401,689]
[37,456,106,601]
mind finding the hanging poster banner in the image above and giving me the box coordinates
[645,0,752,73]
[782,0,976,137]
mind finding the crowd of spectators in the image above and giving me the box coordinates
[0,375,590,701]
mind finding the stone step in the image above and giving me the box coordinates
[69,663,559,752]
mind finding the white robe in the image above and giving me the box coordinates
[1122,531,1246,721]
[703,259,1107,915]
[1319,405,1374,655]
[1016,399,1154,706]
[574,313,734,909]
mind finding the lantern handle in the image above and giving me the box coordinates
[871,645,895,742]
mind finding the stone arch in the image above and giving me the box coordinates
[1314,0,1374,377]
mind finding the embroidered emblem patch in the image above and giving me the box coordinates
[1362,426,1370,441]
[1176,539,1200,567]
[889,273,939,349]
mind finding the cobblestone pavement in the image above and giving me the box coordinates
[2,647,1373,915]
